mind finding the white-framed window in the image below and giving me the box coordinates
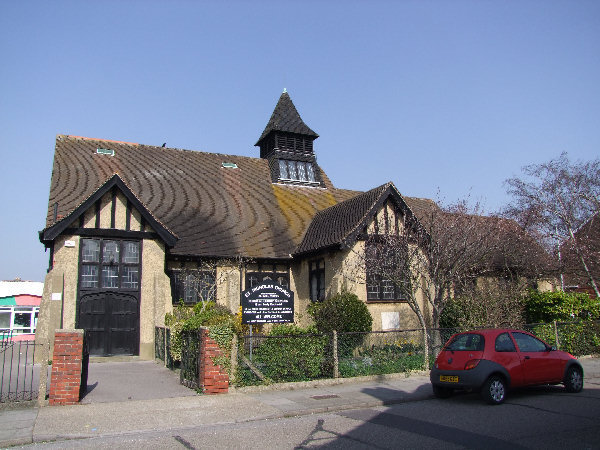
[0,306,39,335]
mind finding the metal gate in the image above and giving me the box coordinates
[0,333,44,403]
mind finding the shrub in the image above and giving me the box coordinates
[308,291,373,334]
[165,301,235,362]
[308,291,373,363]
[184,302,234,330]
[523,290,599,323]
[440,279,527,329]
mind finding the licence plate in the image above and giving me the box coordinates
[440,375,459,383]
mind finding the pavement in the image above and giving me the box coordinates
[1,356,599,448]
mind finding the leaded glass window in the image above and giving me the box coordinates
[279,160,289,179]
[246,265,289,291]
[170,270,216,304]
[121,266,139,289]
[306,163,316,182]
[102,241,119,263]
[365,240,408,302]
[278,160,318,183]
[309,259,325,302]
[102,266,119,288]
[82,240,100,263]
[123,242,140,264]
[297,162,307,181]
[80,239,140,291]
[81,265,99,288]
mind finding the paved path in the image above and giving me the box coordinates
[0,357,598,448]
[81,360,196,404]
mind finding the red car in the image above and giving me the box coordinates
[430,329,583,404]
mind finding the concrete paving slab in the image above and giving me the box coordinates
[0,407,38,447]
[80,360,196,403]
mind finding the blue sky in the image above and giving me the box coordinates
[1,0,598,282]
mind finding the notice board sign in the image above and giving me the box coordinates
[241,282,294,324]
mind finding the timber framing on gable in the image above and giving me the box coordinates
[39,173,178,248]
[294,182,425,257]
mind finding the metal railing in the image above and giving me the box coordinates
[179,330,203,390]
[155,326,174,368]
[0,339,43,403]
[0,329,13,348]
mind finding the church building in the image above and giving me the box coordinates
[37,91,434,358]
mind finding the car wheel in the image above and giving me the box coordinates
[432,385,453,399]
[564,366,583,393]
[481,375,506,405]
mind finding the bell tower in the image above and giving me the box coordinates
[255,90,322,186]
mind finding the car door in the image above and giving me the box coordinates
[493,332,525,387]
[511,332,563,385]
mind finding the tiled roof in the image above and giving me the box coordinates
[295,183,427,255]
[44,135,356,260]
[255,91,319,145]
[294,184,390,255]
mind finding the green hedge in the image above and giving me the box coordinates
[531,320,600,356]
[524,290,599,323]
[243,325,328,383]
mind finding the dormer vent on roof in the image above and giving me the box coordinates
[96,148,115,156]
[256,90,323,187]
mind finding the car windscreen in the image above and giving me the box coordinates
[445,333,485,351]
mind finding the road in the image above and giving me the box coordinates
[22,380,600,449]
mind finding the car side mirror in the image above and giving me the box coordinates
[551,346,557,351]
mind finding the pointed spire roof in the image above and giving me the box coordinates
[255,90,319,146]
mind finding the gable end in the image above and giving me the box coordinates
[40,174,178,247]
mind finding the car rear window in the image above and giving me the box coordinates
[445,333,485,351]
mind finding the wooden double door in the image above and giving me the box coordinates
[78,291,139,356]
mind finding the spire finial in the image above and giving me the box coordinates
[283,88,287,93]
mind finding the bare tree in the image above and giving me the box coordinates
[504,153,600,297]
[348,199,516,366]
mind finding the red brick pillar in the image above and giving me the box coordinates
[49,329,85,405]
[199,329,229,394]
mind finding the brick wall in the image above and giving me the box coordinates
[199,329,229,394]
[48,329,85,405]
